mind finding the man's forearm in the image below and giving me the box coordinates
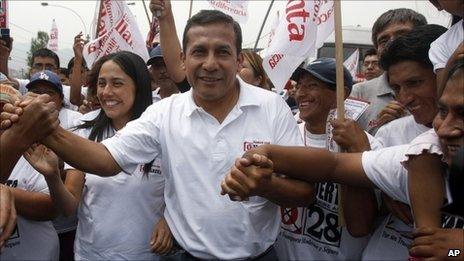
[11,188,57,221]
[1,131,31,183]
[260,176,315,207]
[69,57,84,106]
[42,127,121,176]
[342,186,377,237]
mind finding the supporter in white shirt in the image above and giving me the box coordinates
[269,58,379,260]
[1,70,80,260]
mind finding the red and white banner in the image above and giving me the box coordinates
[47,19,58,52]
[267,11,279,48]
[83,0,149,68]
[0,0,8,28]
[208,0,249,24]
[262,0,318,91]
[343,49,359,81]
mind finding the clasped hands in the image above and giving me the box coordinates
[220,149,274,201]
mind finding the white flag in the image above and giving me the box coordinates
[262,0,318,91]
[314,0,334,49]
[83,0,149,68]
[47,19,58,52]
[208,0,249,24]
[343,49,359,80]
[267,11,279,48]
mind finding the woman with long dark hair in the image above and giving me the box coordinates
[25,51,172,260]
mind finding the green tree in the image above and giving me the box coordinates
[26,31,49,67]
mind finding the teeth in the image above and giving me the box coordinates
[105,101,118,106]
[201,77,219,82]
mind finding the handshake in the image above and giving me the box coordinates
[1,93,60,145]
[220,151,275,201]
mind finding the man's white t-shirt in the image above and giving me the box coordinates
[429,19,463,72]
[1,157,59,260]
[375,115,430,148]
[275,122,381,260]
[65,114,165,260]
[101,78,303,259]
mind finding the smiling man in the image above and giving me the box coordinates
[3,7,313,260]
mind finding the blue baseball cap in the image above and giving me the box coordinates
[147,45,164,66]
[291,58,353,95]
[26,70,63,96]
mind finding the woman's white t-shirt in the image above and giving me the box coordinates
[67,119,165,260]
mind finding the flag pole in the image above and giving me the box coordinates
[142,0,152,27]
[334,0,346,226]
[254,0,274,51]
[188,0,194,19]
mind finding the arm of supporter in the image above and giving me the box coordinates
[259,175,315,207]
[69,33,85,106]
[243,146,375,188]
[0,184,16,251]
[376,101,406,128]
[150,217,173,255]
[10,188,57,221]
[150,0,186,83]
[331,119,378,237]
[407,154,445,228]
[410,227,464,260]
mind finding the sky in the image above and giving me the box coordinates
[7,0,452,72]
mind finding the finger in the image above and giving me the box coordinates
[409,245,434,258]
[228,167,251,195]
[0,119,12,129]
[412,227,436,238]
[251,154,273,169]
[164,237,173,255]
[238,157,252,167]
[411,235,434,247]
[220,180,242,200]
[160,233,171,255]
[223,174,248,198]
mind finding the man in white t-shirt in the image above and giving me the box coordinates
[269,58,380,260]
[3,9,313,260]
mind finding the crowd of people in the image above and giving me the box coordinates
[0,0,462,260]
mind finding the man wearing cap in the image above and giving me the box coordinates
[25,70,81,130]
[224,58,380,260]
[147,45,190,103]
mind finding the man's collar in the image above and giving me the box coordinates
[377,72,395,97]
[185,77,261,117]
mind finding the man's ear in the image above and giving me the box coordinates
[237,52,244,73]
[180,52,186,71]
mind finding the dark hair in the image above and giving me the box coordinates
[76,51,153,175]
[363,48,377,61]
[380,24,447,71]
[242,49,269,89]
[447,57,464,82]
[372,8,427,48]
[77,51,152,141]
[182,10,242,55]
[32,48,60,68]
[67,57,88,73]
[59,67,69,78]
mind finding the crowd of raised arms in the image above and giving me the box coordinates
[0,0,462,260]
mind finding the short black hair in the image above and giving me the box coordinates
[67,57,88,73]
[59,67,69,78]
[372,8,427,48]
[182,10,242,55]
[380,24,447,71]
[363,48,377,61]
[32,48,60,68]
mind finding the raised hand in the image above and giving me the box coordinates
[376,101,406,127]
[149,0,172,19]
[73,32,85,61]
[150,217,173,256]
[23,144,60,178]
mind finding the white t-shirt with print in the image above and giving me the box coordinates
[429,20,463,72]
[275,122,381,260]
[375,115,430,148]
[1,157,59,260]
[101,78,303,259]
[361,133,464,260]
[65,116,165,260]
